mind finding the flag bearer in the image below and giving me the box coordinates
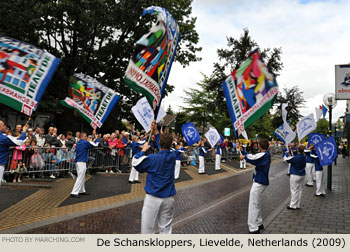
[304,144,315,187]
[215,140,226,170]
[199,139,210,174]
[174,144,188,179]
[0,121,27,186]
[239,139,271,234]
[132,122,176,234]
[240,142,247,169]
[311,152,326,197]
[70,132,99,198]
[128,136,145,184]
[284,145,306,210]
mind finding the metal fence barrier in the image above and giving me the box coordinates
[3,143,283,179]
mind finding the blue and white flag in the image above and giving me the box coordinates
[307,133,325,147]
[219,134,224,145]
[274,121,296,144]
[322,104,328,118]
[181,122,200,146]
[205,127,220,148]
[131,97,166,132]
[315,136,337,166]
[296,113,317,142]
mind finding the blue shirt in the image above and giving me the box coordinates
[175,147,186,160]
[131,140,145,157]
[216,143,225,155]
[284,154,306,176]
[282,147,289,158]
[0,132,27,165]
[75,139,99,162]
[199,146,208,157]
[133,149,176,198]
[311,153,323,171]
[243,150,271,186]
[304,149,315,163]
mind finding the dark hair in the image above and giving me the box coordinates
[298,145,305,154]
[80,132,87,138]
[159,133,173,149]
[67,131,73,136]
[259,139,269,150]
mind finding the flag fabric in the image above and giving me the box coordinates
[315,106,323,121]
[123,6,181,110]
[322,104,328,118]
[274,121,296,144]
[0,34,60,116]
[205,127,221,148]
[307,133,325,147]
[282,103,288,129]
[296,113,317,142]
[315,136,337,166]
[222,49,278,137]
[131,97,166,133]
[181,122,200,146]
[60,73,120,129]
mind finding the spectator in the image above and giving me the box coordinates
[41,143,57,179]
[57,146,72,173]
[26,128,34,141]
[45,127,62,147]
[75,131,80,143]
[30,147,44,178]
[65,131,76,149]
[10,139,26,183]
[14,124,22,136]
[23,139,34,176]
[33,126,41,137]
[36,128,46,147]
[59,134,66,146]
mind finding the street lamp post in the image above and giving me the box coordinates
[323,93,337,190]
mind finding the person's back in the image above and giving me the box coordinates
[288,153,306,176]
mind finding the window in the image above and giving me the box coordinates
[12,78,19,85]
[5,75,12,83]
[20,81,26,89]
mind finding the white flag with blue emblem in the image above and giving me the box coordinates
[296,113,317,142]
[131,97,166,132]
[204,127,221,148]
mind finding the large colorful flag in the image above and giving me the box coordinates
[60,73,120,129]
[315,136,337,166]
[307,133,325,147]
[0,35,60,116]
[123,6,181,111]
[296,113,317,142]
[274,121,296,144]
[205,127,220,148]
[181,122,200,146]
[131,97,166,132]
[222,49,278,136]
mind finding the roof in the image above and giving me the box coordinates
[162,114,177,127]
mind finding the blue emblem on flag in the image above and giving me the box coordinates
[308,133,325,147]
[181,122,200,146]
[315,136,337,166]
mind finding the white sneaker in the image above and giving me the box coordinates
[110,170,115,174]
[50,175,56,179]
[105,170,109,173]
[1,179,6,183]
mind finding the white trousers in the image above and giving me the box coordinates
[141,194,175,234]
[289,174,304,209]
[287,163,291,174]
[71,162,87,195]
[240,159,246,169]
[174,160,181,179]
[0,165,4,186]
[215,154,221,170]
[248,182,267,232]
[129,167,139,182]
[305,163,314,186]
[312,166,316,181]
[316,170,326,195]
[198,156,205,173]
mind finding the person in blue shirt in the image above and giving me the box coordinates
[240,142,247,169]
[198,139,211,174]
[0,121,27,186]
[70,132,99,198]
[128,136,145,184]
[304,144,315,187]
[311,150,326,197]
[284,145,306,210]
[239,138,271,234]
[174,143,188,179]
[215,140,226,171]
[132,122,176,234]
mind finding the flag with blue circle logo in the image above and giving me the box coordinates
[181,122,200,146]
[315,136,337,166]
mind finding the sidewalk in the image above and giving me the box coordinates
[264,156,350,234]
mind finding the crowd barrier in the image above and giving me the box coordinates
[2,144,283,179]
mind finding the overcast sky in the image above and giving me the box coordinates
[165,0,350,124]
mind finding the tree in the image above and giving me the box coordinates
[0,0,201,133]
[166,105,174,115]
[272,86,306,129]
[313,118,329,136]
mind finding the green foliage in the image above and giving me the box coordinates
[166,105,174,115]
[0,0,201,133]
[314,118,329,136]
[246,113,274,140]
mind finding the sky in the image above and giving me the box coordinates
[165,0,350,124]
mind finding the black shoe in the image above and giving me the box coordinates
[305,184,313,187]
[79,192,89,195]
[315,194,325,197]
[134,180,141,183]
[249,229,260,234]
[258,224,264,230]
[287,206,297,210]
[70,194,80,198]
[296,207,301,210]
[287,174,290,176]
[128,181,134,184]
